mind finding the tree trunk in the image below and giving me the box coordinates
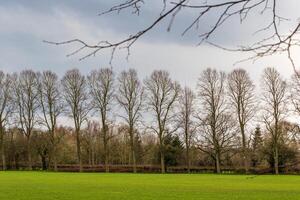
[0,129,6,170]
[27,137,32,170]
[52,147,58,172]
[41,154,47,170]
[102,123,109,173]
[241,132,249,174]
[216,153,221,174]
[91,148,95,166]
[129,127,137,173]
[52,131,58,172]
[132,150,137,173]
[243,149,249,174]
[274,145,279,175]
[1,148,5,171]
[76,129,82,172]
[104,151,109,173]
[104,138,109,173]
[185,129,190,173]
[159,134,165,174]
[15,154,19,170]
[160,150,165,173]
[186,146,190,173]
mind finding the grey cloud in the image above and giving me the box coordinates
[0,0,298,85]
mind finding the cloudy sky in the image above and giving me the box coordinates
[1,0,299,89]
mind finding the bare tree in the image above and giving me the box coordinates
[144,70,180,173]
[62,69,89,172]
[290,72,300,117]
[46,1,300,70]
[227,69,255,173]
[261,67,287,174]
[14,70,39,170]
[0,72,14,170]
[87,68,114,173]
[117,69,143,173]
[197,68,236,174]
[177,87,196,173]
[38,71,63,171]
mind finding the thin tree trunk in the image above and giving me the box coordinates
[186,146,190,173]
[1,148,5,171]
[91,148,95,166]
[274,145,279,175]
[52,145,58,172]
[41,154,47,170]
[27,137,32,170]
[104,136,109,173]
[53,156,58,172]
[0,128,6,170]
[160,150,165,173]
[102,122,110,173]
[159,134,165,173]
[76,129,82,172]
[129,127,137,173]
[241,129,249,174]
[131,148,137,173]
[52,131,58,172]
[216,153,221,174]
[15,154,19,170]
[185,126,190,173]
[243,147,249,174]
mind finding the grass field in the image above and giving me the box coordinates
[0,172,300,200]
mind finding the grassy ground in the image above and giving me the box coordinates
[0,172,300,200]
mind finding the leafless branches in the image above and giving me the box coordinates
[290,72,300,116]
[100,0,145,15]
[177,86,196,173]
[144,70,180,173]
[87,68,114,172]
[13,70,40,170]
[44,0,300,70]
[196,68,236,173]
[227,68,255,173]
[61,69,90,172]
[38,71,63,171]
[0,72,14,170]
[43,0,187,63]
[117,69,143,173]
[261,67,288,174]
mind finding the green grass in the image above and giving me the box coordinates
[0,172,300,200]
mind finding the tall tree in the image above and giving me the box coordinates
[144,70,180,173]
[177,87,196,173]
[117,69,143,173]
[261,67,287,174]
[62,69,89,172]
[197,68,235,174]
[0,72,14,170]
[14,70,39,170]
[38,71,63,171]
[227,69,255,173]
[87,68,114,173]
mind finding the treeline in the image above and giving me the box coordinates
[0,67,299,174]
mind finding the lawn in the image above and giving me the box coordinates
[0,172,300,200]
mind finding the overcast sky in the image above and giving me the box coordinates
[1,0,300,89]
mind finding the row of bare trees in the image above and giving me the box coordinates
[0,67,299,174]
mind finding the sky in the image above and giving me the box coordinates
[1,0,300,90]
